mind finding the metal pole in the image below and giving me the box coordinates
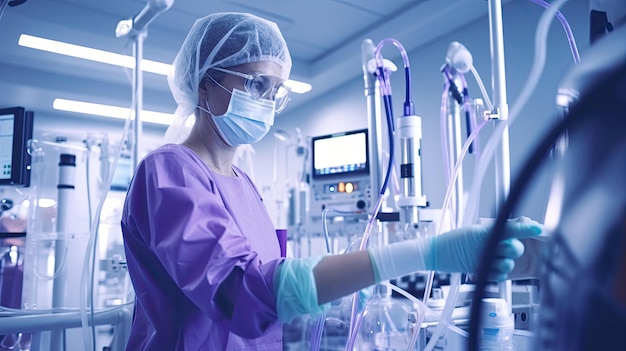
[131,31,146,173]
[445,81,465,224]
[362,39,383,201]
[488,0,513,310]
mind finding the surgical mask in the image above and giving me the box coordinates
[200,88,276,147]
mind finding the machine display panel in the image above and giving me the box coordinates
[311,128,369,179]
[0,107,33,187]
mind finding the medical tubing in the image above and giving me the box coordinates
[422,119,488,308]
[0,0,8,22]
[469,66,495,112]
[422,120,489,351]
[83,148,98,348]
[347,38,411,349]
[348,92,394,306]
[466,3,569,349]
[528,0,580,64]
[79,108,133,351]
[440,79,452,182]
[310,314,326,351]
[346,194,385,348]
[464,0,565,226]
[347,88,396,348]
[376,95,395,197]
[404,67,414,116]
[422,273,462,351]
[374,38,411,100]
[322,208,367,253]
[466,72,583,351]
[314,207,366,350]
[344,281,430,350]
[381,282,429,351]
[460,73,479,155]
[344,309,366,351]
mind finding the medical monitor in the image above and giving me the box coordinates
[0,107,34,187]
[311,128,369,179]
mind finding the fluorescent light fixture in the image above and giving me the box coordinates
[19,34,171,75]
[19,34,312,93]
[53,98,175,126]
[285,80,312,94]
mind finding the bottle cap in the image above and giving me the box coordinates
[480,298,514,336]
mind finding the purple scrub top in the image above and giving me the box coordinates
[121,144,284,350]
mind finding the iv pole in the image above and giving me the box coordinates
[487,0,513,311]
[115,0,174,173]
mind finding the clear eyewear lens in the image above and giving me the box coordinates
[274,85,291,113]
[245,73,291,112]
[209,67,291,112]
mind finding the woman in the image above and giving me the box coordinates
[121,12,542,350]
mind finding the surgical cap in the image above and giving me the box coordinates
[164,12,292,144]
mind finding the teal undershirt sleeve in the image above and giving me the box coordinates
[274,256,331,323]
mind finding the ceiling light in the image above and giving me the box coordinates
[53,98,174,126]
[18,34,171,75]
[285,80,312,94]
[19,34,311,93]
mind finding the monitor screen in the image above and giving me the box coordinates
[311,129,369,179]
[0,107,33,187]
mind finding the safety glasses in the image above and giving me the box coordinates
[210,67,292,113]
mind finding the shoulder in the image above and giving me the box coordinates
[133,144,214,189]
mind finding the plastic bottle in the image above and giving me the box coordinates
[356,284,416,350]
[478,298,516,351]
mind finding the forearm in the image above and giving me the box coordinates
[313,250,376,305]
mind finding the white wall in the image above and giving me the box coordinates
[253,0,591,225]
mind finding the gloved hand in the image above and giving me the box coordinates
[368,216,543,283]
[425,216,543,281]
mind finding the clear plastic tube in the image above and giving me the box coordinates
[79,108,133,351]
[459,4,567,350]
[469,65,495,112]
[321,208,366,254]
[422,273,462,351]
[464,0,566,226]
[343,281,431,351]
[309,314,326,351]
[382,283,429,351]
[312,207,367,350]
[346,195,385,347]
[460,74,482,158]
[440,79,452,182]
[422,119,488,308]
[528,0,580,64]
[346,38,412,348]
[420,119,488,351]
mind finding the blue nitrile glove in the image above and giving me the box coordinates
[368,216,543,283]
[425,216,543,281]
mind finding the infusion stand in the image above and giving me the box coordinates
[115,0,174,173]
[487,0,513,310]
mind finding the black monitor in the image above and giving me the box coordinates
[0,107,34,187]
[311,128,369,179]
